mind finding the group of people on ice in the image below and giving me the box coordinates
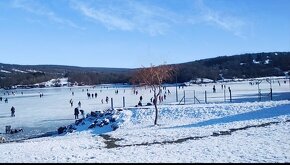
[69,99,84,119]
[74,107,85,119]
[0,97,8,103]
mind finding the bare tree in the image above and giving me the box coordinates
[131,64,175,125]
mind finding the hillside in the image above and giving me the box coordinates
[174,52,290,83]
[1,51,289,88]
[0,64,134,88]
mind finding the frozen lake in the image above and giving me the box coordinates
[0,84,182,140]
[0,77,289,141]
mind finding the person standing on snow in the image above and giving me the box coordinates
[80,109,85,119]
[74,107,79,119]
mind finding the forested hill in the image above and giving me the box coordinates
[1,51,290,88]
[0,64,133,88]
[174,52,290,83]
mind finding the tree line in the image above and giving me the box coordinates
[0,52,289,88]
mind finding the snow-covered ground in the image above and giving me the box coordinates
[43,77,69,87]
[11,69,28,73]
[0,78,289,163]
[0,69,11,74]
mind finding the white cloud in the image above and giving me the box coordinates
[72,3,134,31]
[70,0,181,36]
[11,0,83,29]
[194,0,247,38]
[10,0,248,37]
[70,0,247,37]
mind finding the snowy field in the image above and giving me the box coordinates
[0,77,289,163]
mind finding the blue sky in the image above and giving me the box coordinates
[0,0,289,68]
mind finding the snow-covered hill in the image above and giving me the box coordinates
[0,100,289,163]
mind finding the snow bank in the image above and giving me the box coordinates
[0,100,289,163]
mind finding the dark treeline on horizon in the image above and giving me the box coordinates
[0,52,290,88]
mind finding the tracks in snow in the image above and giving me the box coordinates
[100,119,290,149]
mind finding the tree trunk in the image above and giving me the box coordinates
[154,104,158,125]
[154,96,158,125]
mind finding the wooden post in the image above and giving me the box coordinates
[228,87,232,102]
[123,96,125,107]
[111,98,114,110]
[205,90,207,104]
[224,89,226,102]
[259,89,261,101]
[194,90,196,104]
[257,81,261,101]
[258,86,261,101]
[229,89,232,102]
[176,73,178,102]
[184,90,185,105]
[268,78,273,101]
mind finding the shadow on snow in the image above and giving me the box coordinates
[165,103,290,129]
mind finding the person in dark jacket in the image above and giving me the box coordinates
[74,107,79,119]
[11,106,15,117]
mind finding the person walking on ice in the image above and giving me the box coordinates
[105,96,109,104]
[11,106,15,117]
[78,101,81,108]
[70,99,73,107]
